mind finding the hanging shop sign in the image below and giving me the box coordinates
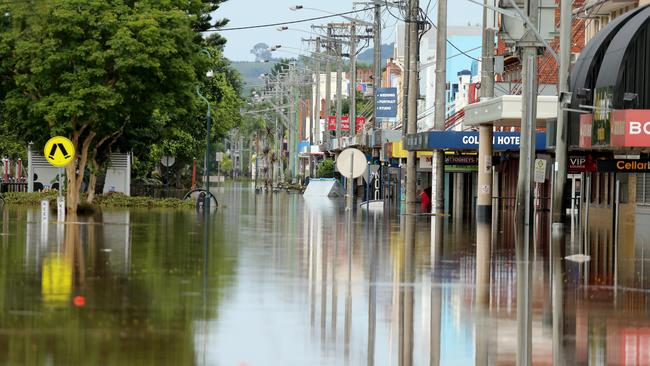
[327,116,366,132]
[404,131,547,151]
[610,109,650,147]
[568,155,587,173]
[579,114,593,148]
[375,87,398,118]
[592,86,613,146]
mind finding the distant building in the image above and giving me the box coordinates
[393,24,482,130]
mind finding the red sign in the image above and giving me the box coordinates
[579,114,592,148]
[327,116,338,130]
[327,116,366,132]
[610,109,650,147]
[356,116,366,132]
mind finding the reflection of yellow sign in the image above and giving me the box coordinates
[42,255,72,306]
[43,136,75,167]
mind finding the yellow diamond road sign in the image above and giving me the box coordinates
[44,136,75,167]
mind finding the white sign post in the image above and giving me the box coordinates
[57,167,65,222]
[57,196,65,223]
[534,158,547,184]
[40,200,49,245]
[40,200,49,223]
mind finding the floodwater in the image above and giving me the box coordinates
[0,183,649,365]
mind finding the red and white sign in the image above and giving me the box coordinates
[579,114,592,148]
[355,116,366,132]
[327,116,366,132]
[610,109,650,147]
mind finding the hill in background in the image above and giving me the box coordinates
[232,44,395,94]
[356,43,394,66]
[232,61,275,93]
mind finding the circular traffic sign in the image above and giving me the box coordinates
[43,136,75,167]
[336,148,367,179]
[161,155,175,167]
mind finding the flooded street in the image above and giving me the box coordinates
[0,183,649,365]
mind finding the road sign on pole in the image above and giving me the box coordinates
[534,158,547,183]
[337,148,367,211]
[336,148,367,179]
[44,136,75,167]
[160,156,175,167]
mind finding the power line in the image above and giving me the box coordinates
[384,0,406,22]
[207,7,374,32]
[423,12,481,62]
[383,1,481,62]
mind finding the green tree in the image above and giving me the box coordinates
[0,0,221,211]
[316,159,335,178]
[220,155,233,175]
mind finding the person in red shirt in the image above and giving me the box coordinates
[420,187,432,212]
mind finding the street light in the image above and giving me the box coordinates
[290,5,373,26]
[196,49,214,214]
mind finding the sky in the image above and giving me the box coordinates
[215,0,484,61]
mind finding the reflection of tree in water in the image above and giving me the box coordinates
[0,209,237,365]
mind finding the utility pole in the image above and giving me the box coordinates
[552,2,571,365]
[515,0,540,365]
[336,42,343,140]
[476,0,495,307]
[325,26,333,146]
[431,0,447,218]
[349,23,357,136]
[373,0,382,130]
[275,77,282,185]
[314,37,322,146]
[552,0,571,224]
[405,3,419,217]
[402,1,419,366]
[475,3,495,366]
[288,64,298,181]
[401,6,411,136]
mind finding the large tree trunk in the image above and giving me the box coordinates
[87,172,97,203]
[66,129,96,214]
[86,156,98,204]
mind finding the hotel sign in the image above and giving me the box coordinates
[404,131,547,151]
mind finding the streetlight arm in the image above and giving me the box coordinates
[292,5,373,27]
[196,85,212,115]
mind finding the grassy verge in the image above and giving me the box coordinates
[2,192,195,209]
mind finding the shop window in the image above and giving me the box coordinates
[590,173,597,204]
[637,173,650,205]
[606,173,612,206]
[618,174,629,204]
[600,173,607,205]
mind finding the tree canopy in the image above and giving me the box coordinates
[0,0,241,210]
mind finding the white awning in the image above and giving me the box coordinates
[463,95,558,127]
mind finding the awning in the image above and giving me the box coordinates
[463,95,558,127]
